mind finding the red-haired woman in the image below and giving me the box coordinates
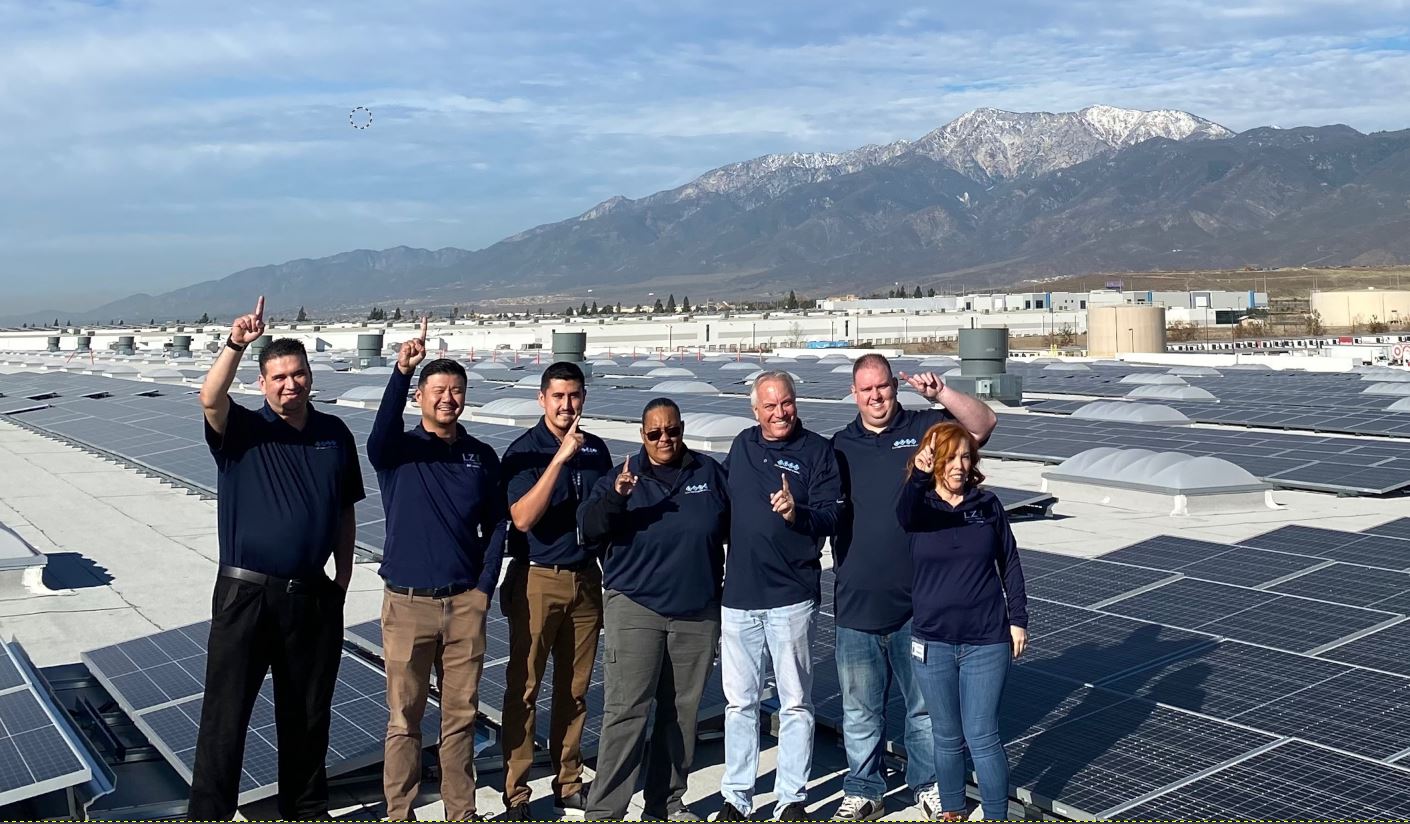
[896,422,1027,821]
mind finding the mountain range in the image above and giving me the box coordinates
[34,104,1410,322]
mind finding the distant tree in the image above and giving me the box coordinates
[634,303,643,313]
[1166,321,1198,342]
[681,296,691,313]
[615,302,622,314]
[53,319,59,327]
[1368,315,1390,334]
[296,306,308,322]
[450,306,459,319]
[197,312,210,324]
[580,301,589,316]
[565,306,575,317]
[590,300,599,315]
[927,287,936,298]
[392,307,402,321]
[1304,310,1325,336]
[913,286,923,299]
[21,323,26,328]
[785,290,799,310]
[653,298,664,313]
[666,294,677,313]
[64,319,70,326]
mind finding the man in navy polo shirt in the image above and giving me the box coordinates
[828,353,996,821]
[716,371,843,823]
[499,361,613,820]
[367,317,507,822]
[190,297,365,821]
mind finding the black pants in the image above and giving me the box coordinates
[187,573,345,820]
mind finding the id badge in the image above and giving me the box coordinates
[911,639,926,663]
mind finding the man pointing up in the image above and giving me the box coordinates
[716,371,843,822]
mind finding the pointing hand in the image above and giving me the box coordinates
[770,472,795,524]
[230,296,266,347]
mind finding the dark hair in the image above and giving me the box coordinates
[540,361,586,392]
[641,397,680,420]
[418,358,467,388]
[852,352,894,381]
[258,338,308,374]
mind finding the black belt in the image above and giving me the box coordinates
[527,559,597,574]
[219,564,322,594]
[385,582,474,599]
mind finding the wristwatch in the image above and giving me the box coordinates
[225,336,247,352]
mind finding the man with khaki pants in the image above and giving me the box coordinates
[499,362,613,820]
[367,319,508,821]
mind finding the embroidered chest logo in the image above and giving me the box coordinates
[775,459,803,475]
[892,437,918,450]
[964,510,987,524]
[579,446,600,455]
[463,454,483,468]
[314,439,338,450]
[684,483,710,494]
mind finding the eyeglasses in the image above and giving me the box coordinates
[644,425,684,441]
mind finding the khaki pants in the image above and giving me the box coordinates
[382,586,489,821]
[500,562,604,807]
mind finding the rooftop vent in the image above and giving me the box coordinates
[1125,385,1218,402]
[1042,447,1273,516]
[1071,401,1192,425]
[1120,374,1188,386]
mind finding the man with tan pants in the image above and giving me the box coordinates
[499,361,613,820]
[367,320,508,821]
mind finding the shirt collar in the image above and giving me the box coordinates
[631,447,696,474]
[845,406,907,439]
[411,421,468,444]
[754,422,805,449]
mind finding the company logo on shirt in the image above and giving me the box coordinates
[684,483,710,494]
[314,439,338,450]
[463,454,482,468]
[775,459,802,475]
[580,446,600,455]
[892,437,918,450]
[964,510,987,524]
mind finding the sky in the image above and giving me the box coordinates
[2,0,1409,314]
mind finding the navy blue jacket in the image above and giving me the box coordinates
[503,418,614,566]
[723,424,844,610]
[897,473,1028,644]
[579,449,729,617]
[366,368,507,593]
[832,407,951,633]
[205,399,365,579]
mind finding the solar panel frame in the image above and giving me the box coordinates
[0,642,93,807]
[1316,619,1410,677]
[1230,667,1410,760]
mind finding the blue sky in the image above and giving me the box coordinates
[2,0,1408,313]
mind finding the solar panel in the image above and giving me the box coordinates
[82,622,441,806]
[1016,614,1214,686]
[1364,517,1410,541]
[1176,548,1328,588]
[995,669,1131,746]
[1099,578,1279,629]
[1317,619,1410,677]
[1102,640,1351,718]
[0,642,94,807]
[1098,535,1233,571]
[1230,668,1410,760]
[1024,561,1177,609]
[1113,740,1410,821]
[1006,697,1278,820]
[1016,550,1086,581]
[1267,563,1410,607]
[1197,595,1400,654]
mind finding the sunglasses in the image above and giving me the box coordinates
[644,425,684,441]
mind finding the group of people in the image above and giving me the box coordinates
[186,297,1029,823]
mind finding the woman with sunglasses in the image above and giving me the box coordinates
[897,422,1027,822]
[578,398,730,821]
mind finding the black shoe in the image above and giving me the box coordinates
[554,792,586,820]
[499,805,531,821]
[776,802,811,821]
[713,802,748,822]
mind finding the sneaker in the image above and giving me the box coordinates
[499,805,531,821]
[775,802,811,821]
[667,811,705,822]
[834,796,884,821]
[713,802,749,821]
[554,792,587,820]
[917,785,941,820]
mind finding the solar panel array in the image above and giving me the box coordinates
[0,642,94,807]
[82,622,440,806]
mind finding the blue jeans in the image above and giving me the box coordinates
[720,599,817,815]
[911,640,1011,820]
[836,622,935,802]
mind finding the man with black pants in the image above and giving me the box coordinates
[190,296,364,820]
[828,353,996,821]
[499,361,613,820]
[368,317,507,822]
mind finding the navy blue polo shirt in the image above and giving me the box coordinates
[831,407,951,633]
[503,418,613,566]
[723,424,844,610]
[898,476,1028,644]
[367,369,508,593]
[579,449,729,617]
[204,398,365,579]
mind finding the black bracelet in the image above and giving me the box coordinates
[225,336,246,352]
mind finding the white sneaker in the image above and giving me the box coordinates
[834,796,884,821]
[916,785,941,821]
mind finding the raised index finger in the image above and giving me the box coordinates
[253,295,265,320]
[567,414,580,434]
[780,473,790,493]
[420,315,429,340]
